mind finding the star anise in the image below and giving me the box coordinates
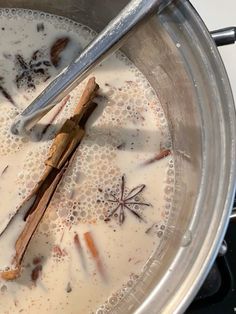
[15,50,51,90]
[104,175,150,224]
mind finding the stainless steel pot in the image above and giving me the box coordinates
[1,0,235,313]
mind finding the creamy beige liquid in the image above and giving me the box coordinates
[0,9,174,314]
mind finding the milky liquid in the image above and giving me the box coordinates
[0,9,175,314]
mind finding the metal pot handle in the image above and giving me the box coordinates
[230,198,236,220]
[211,27,236,46]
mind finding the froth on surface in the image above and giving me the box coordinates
[0,8,175,314]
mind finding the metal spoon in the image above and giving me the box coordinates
[11,0,172,135]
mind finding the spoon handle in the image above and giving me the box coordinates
[12,0,171,135]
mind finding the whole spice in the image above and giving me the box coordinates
[104,175,150,224]
[50,37,70,67]
[15,51,51,90]
[0,77,99,280]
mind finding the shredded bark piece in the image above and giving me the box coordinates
[37,23,44,32]
[84,231,106,279]
[1,165,9,176]
[142,149,171,166]
[50,37,70,67]
[66,282,72,293]
[31,264,42,282]
[53,245,67,258]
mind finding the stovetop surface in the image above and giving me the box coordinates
[186,218,236,313]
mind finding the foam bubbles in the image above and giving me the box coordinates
[96,273,140,314]
[0,8,175,314]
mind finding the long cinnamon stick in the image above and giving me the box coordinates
[1,164,67,281]
[1,77,99,280]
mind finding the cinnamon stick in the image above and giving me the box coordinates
[0,77,99,280]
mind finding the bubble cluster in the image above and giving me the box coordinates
[44,137,120,227]
[0,4,175,247]
[99,80,168,131]
[0,8,96,42]
[40,78,172,229]
[16,142,51,202]
[96,273,140,314]
[0,8,176,314]
[0,106,25,156]
[9,51,173,234]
